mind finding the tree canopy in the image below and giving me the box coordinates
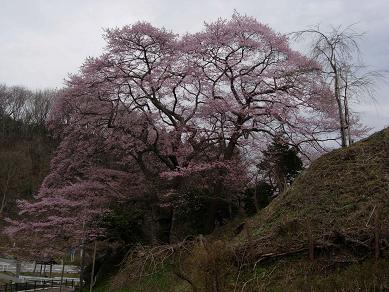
[6,14,353,256]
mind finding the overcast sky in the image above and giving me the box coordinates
[1,0,388,130]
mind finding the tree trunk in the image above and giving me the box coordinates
[343,87,352,146]
[15,260,21,278]
[334,71,347,147]
[204,199,217,234]
[169,207,177,244]
[0,193,6,215]
[60,259,65,292]
[79,238,86,291]
[89,241,97,292]
[0,165,13,215]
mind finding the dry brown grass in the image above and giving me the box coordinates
[234,128,389,264]
[106,128,389,291]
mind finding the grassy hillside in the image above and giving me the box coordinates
[234,127,389,257]
[104,128,389,291]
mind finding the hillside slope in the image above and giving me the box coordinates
[97,128,389,291]
[236,127,389,257]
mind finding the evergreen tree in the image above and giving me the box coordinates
[259,138,303,193]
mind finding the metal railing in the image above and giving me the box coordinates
[0,278,80,291]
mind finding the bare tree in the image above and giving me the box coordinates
[0,159,16,216]
[5,86,31,121]
[294,26,383,147]
[25,89,57,126]
[0,84,57,139]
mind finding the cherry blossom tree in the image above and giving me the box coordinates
[56,14,339,175]
[6,14,347,255]
[5,119,140,255]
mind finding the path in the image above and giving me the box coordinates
[0,257,79,274]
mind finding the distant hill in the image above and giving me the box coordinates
[0,125,55,255]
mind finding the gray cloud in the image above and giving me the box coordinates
[0,0,387,130]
